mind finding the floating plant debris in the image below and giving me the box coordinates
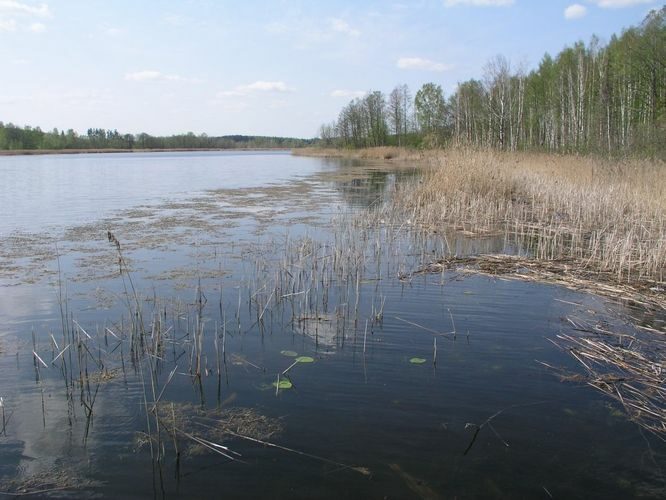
[409,357,427,365]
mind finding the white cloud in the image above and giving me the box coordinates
[0,17,16,31]
[397,57,453,72]
[443,0,514,7]
[124,70,200,83]
[218,81,294,97]
[28,21,44,32]
[0,1,50,17]
[0,1,51,34]
[589,0,655,7]
[329,18,360,37]
[330,89,367,98]
[244,81,292,92]
[565,4,587,18]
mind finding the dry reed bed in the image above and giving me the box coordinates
[293,146,426,161]
[380,149,665,284]
[556,332,666,440]
[548,326,665,438]
[407,254,665,311]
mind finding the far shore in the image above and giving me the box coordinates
[0,147,293,156]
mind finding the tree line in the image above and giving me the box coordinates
[320,8,665,156]
[0,123,313,151]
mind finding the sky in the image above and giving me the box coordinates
[0,0,662,138]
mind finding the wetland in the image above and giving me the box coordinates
[0,150,664,499]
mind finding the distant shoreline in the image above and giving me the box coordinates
[0,147,293,156]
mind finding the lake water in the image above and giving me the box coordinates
[0,151,663,498]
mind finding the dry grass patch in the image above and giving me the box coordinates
[294,146,426,161]
[384,148,665,284]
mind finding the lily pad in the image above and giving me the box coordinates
[409,357,427,365]
[273,380,293,389]
[295,356,314,363]
[280,350,298,357]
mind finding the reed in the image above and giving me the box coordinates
[548,322,665,437]
[292,146,424,162]
[1,397,5,436]
[373,148,665,284]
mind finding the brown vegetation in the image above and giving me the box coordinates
[301,147,666,285]
[292,146,425,161]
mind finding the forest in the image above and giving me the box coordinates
[0,124,312,151]
[319,8,665,156]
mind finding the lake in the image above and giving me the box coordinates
[0,151,664,498]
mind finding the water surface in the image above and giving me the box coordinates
[0,151,663,499]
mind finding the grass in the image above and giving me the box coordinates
[292,146,425,161]
[360,148,666,285]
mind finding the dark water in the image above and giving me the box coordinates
[0,151,663,499]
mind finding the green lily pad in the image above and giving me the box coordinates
[273,380,293,389]
[409,357,427,365]
[295,356,314,363]
[280,350,298,357]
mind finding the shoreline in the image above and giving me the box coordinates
[311,146,665,289]
[0,147,293,156]
[292,146,428,161]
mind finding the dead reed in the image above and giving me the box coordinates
[547,323,665,438]
[293,146,425,161]
[374,148,665,285]
[407,254,665,311]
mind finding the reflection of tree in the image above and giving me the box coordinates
[326,162,419,209]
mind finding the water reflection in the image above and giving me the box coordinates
[0,152,663,498]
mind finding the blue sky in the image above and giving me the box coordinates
[0,0,661,138]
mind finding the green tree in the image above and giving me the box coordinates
[415,83,447,144]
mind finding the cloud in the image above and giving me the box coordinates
[443,0,514,6]
[329,18,360,37]
[0,1,51,17]
[0,1,51,33]
[217,81,294,97]
[28,21,44,32]
[589,0,655,7]
[397,57,453,72]
[564,4,587,18]
[0,17,16,31]
[244,81,292,92]
[124,70,200,83]
[330,89,367,98]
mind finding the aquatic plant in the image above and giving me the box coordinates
[367,148,665,284]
